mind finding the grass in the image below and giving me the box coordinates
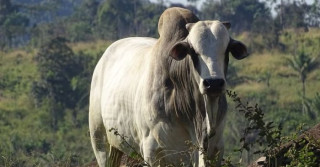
[231,49,320,107]
[68,39,111,54]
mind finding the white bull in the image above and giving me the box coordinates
[89,7,248,167]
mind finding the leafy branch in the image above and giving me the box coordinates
[226,90,282,156]
[108,128,150,166]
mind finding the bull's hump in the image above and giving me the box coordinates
[158,7,199,38]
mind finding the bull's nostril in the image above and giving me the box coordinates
[216,79,225,87]
[203,79,211,88]
[203,79,225,89]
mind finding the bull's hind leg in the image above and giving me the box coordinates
[89,113,109,167]
[89,109,123,166]
[89,126,123,166]
[107,146,123,167]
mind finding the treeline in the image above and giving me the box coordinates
[1,0,165,48]
[0,0,319,50]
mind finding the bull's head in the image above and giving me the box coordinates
[169,21,248,96]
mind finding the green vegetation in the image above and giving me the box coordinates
[0,40,104,166]
[0,0,319,166]
[223,28,320,165]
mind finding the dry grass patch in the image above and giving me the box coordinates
[69,40,111,53]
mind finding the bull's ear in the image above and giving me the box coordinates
[228,38,249,60]
[169,41,190,60]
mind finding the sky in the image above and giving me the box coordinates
[150,0,203,8]
[150,0,316,17]
[150,0,315,9]
[164,0,315,4]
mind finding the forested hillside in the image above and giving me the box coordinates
[0,0,320,166]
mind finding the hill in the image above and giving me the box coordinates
[0,28,319,166]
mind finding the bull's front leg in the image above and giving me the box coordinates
[197,133,209,167]
[207,137,224,167]
[198,140,223,167]
[198,150,207,167]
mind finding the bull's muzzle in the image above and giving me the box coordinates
[202,78,225,95]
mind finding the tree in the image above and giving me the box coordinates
[66,0,100,42]
[97,0,141,39]
[201,0,272,33]
[0,0,29,48]
[187,0,199,8]
[0,0,14,24]
[286,50,318,115]
[274,1,308,30]
[96,0,166,39]
[305,0,320,27]
[270,0,320,29]
[80,0,99,24]
[135,1,165,37]
[2,12,29,47]
[313,93,320,119]
[287,50,317,98]
[32,37,83,129]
